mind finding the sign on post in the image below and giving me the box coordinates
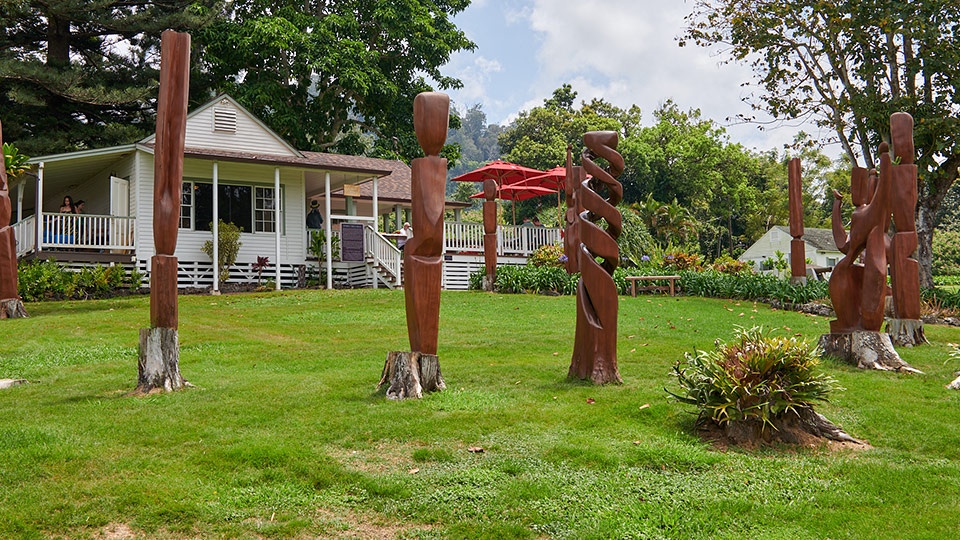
[340,223,365,262]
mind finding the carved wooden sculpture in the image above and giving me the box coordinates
[562,146,584,275]
[788,158,806,283]
[482,179,497,291]
[379,92,448,399]
[886,112,925,345]
[568,132,623,384]
[0,120,27,318]
[820,113,922,371]
[136,30,190,393]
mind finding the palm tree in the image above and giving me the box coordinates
[629,194,698,248]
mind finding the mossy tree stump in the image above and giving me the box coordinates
[819,331,921,373]
[378,351,445,400]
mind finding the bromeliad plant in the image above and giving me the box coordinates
[669,326,840,432]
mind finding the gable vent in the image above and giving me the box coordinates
[213,107,237,133]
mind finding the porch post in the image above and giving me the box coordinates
[394,204,402,230]
[325,171,332,289]
[16,178,23,224]
[35,162,44,253]
[454,208,462,222]
[212,161,219,293]
[372,176,379,232]
[274,167,281,290]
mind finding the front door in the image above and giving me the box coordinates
[109,176,131,250]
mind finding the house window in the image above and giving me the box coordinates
[826,257,837,267]
[180,182,193,229]
[181,180,283,234]
[255,187,278,233]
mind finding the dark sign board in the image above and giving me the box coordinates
[340,223,365,262]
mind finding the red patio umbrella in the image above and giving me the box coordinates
[508,166,567,190]
[451,160,544,185]
[471,183,557,223]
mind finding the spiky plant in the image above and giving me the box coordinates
[669,326,840,432]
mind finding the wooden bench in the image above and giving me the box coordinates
[625,275,680,297]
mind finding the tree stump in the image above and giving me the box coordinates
[722,405,862,446]
[947,375,960,391]
[885,318,927,347]
[135,327,186,394]
[819,332,921,373]
[378,351,445,400]
[0,298,27,319]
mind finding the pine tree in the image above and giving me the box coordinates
[0,0,221,155]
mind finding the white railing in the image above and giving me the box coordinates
[442,222,562,257]
[306,227,341,260]
[364,225,401,284]
[13,215,36,257]
[443,221,485,253]
[40,213,136,251]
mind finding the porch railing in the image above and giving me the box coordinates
[442,222,561,257]
[39,213,136,251]
[13,215,36,258]
[364,225,401,284]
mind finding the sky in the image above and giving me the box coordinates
[442,0,829,155]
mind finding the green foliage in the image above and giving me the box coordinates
[17,260,140,301]
[527,244,565,268]
[922,288,960,312]
[629,194,699,249]
[670,326,840,431]
[3,142,29,178]
[933,230,960,276]
[680,270,829,304]
[201,220,242,283]
[663,250,703,272]
[308,229,340,262]
[618,205,660,267]
[194,0,474,160]
[0,1,220,155]
[469,265,578,295]
[710,255,753,275]
[684,0,960,285]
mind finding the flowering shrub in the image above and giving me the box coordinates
[528,244,566,268]
[710,255,753,275]
[663,251,703,271]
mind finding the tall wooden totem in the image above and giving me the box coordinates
[0,120,27,318]
[568,132,623,384]
[136,30,191,393]
[819,112,922,372]
[788,158,807,283]
[482,179,498,291]
[378,92,448,399]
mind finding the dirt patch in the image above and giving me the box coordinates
[97,523,136,540]
[314,506,432,539]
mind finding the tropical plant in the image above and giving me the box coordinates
[710,255,753,275]
[309,229,339,262]
[629,194,699,248]
[252,256,270,286]
[3,142,29,178]
[528,244,565,268]
[201,220,242,284]
[669,326,840,431]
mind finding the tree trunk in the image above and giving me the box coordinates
[722,405,863,446]
[819,332,921,372]
[135,327,186,394]
[378,351,445,400]
[0,298,27,319]
[885,318,927,347]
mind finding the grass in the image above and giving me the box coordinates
[1,289,959,539]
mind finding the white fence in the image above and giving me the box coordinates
[442,222,561,257]
[38,213,136,251]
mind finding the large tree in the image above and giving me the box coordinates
[684,0,960,287]
[194,0,474,160]
[0,0,221,155]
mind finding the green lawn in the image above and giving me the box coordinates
[1,290,959,539]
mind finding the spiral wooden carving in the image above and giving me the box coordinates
[569,131,623,384]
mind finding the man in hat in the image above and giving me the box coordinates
[306,199,324,229]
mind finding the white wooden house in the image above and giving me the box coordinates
[739,225,843,272]
[12,94,561,290]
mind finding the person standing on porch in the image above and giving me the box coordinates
[306,199,323,229]
[59,196,75,213]
[398,222,413,251]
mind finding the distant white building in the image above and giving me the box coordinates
[739,225,843,272]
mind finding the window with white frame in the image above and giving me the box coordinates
[179,178,283,234]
